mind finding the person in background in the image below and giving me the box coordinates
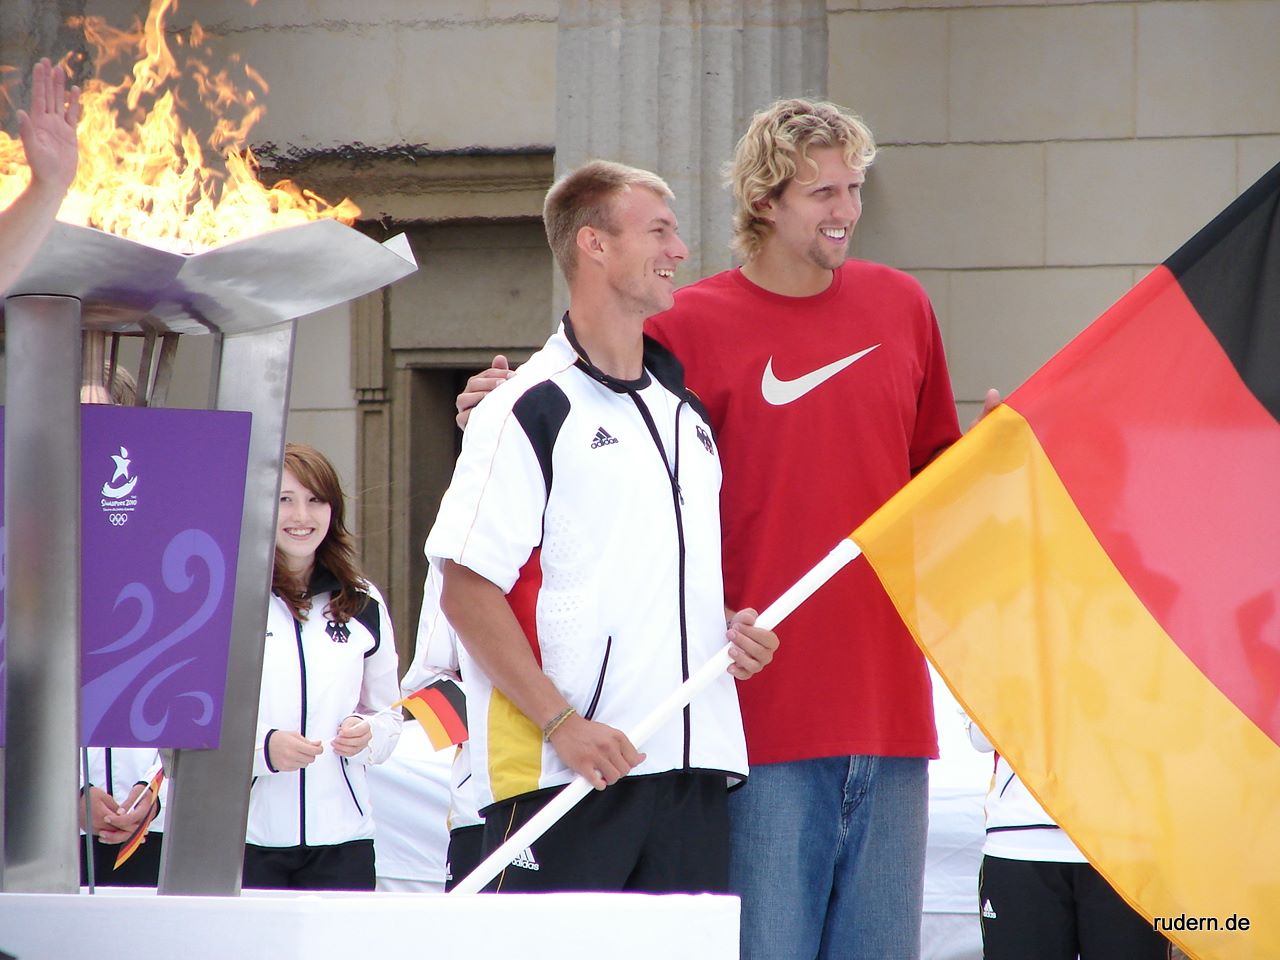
[403,565,485,892]
[0,57,79,293]
[78,364,170,887]
[78,748,165,887]
[243,441,402,891]
[366,722,456,894]
[968,721,1172,959]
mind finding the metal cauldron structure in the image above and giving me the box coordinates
[1,219,416,895]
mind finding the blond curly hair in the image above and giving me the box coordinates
[728,98,877,261]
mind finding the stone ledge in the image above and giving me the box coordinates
[258,147,555,223]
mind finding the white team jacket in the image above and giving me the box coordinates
[426,322,748,811]
[405,568,483,831]
[248,574,402,847]
[969,720,1086,862]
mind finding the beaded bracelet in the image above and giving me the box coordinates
[542,706,577,742]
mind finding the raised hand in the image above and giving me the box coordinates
[17,57,80,195]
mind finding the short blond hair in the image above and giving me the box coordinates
[106,362,137,406]
[728,98,877,261]
[543,160,674,281]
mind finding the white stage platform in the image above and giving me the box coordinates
[0,889,738,960]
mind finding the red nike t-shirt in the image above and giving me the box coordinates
[647,261,961,763]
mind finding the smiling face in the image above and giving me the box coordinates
[597,186,689,318]
[758,144,865,282]
[275,467,332,579]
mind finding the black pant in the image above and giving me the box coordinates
[444,823,485,891]
[79,832,163,887]
[480,771,729,893]
[980,855,1172,959]
[242,839,375,891]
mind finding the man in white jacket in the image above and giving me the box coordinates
[429,160,778,893]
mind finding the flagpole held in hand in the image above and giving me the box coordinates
[450,537,863,895]
[121,776,157,816]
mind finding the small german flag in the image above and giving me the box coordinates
[396,678,468,750]
[114,768,164,870]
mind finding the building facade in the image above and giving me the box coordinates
[5,0,1277,664]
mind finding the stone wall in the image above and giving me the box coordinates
[5,0,1277,643]
[827,0,1280,422]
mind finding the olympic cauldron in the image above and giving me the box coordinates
[1,219,416,895]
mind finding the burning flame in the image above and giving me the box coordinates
[0,0,358,252]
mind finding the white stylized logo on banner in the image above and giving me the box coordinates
[101,445,139,523]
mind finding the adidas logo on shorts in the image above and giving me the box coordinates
[590,427,619,449]
[982,898,998,920]
[511,846,540,871]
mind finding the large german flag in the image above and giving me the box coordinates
[853,162,1280,959]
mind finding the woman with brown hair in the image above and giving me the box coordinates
[243,442,402,890]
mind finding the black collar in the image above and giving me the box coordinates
[562,311,691,396]
[562,312,652,392]
[306,563,341,597]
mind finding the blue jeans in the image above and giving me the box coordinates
[729,755,928,960]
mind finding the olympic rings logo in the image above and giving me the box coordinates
[108,513,128,526]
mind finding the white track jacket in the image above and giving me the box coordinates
[248,574,401,847]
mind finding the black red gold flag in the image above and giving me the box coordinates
[396,677,468,751]
[852,162,1280,959]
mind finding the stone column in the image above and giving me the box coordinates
[554,0,827,293]
[352,290,392,598]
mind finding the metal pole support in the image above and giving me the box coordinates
[157,320,296,895]
[2,294,83,893]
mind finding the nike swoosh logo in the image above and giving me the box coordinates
[761,345,880,406]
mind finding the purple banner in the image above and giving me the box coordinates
[0,406,251,748]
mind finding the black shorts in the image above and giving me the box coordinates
[242,839,376,891]
[480,771,729,893]
[979,855,1172,960]
[444,823,485,891]
[79,832,163,887]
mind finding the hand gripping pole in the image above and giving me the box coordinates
[450,537,863,894]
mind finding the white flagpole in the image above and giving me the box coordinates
[450,537,863,895]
